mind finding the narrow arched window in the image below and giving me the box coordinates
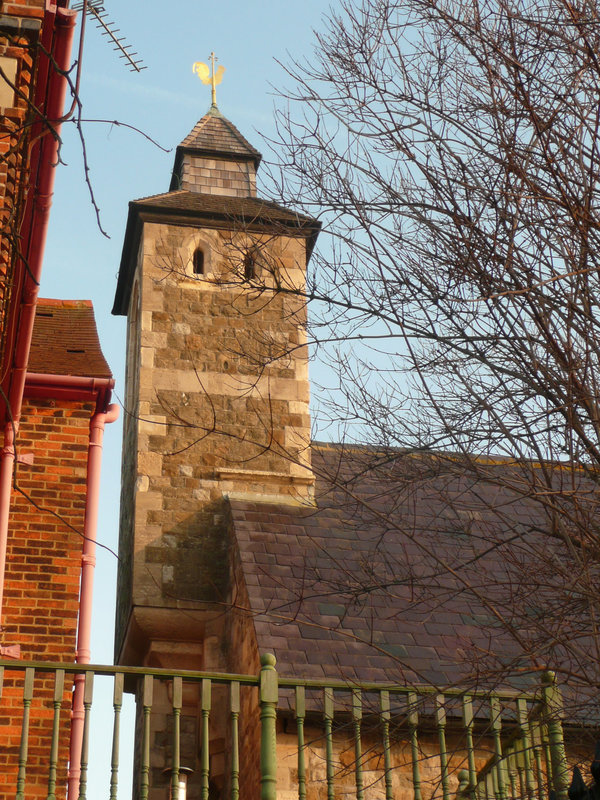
[193,248,205,275]
[243,250,256,281]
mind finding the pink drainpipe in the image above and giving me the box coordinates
[68,400,119,800]
[23,373,119,798]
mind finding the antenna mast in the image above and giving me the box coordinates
[72,1,146,73]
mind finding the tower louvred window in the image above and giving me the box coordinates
[243,250,256,281]
[193,248,205,275]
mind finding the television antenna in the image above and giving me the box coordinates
[72,1,146,73]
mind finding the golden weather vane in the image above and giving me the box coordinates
[193,52,225,107]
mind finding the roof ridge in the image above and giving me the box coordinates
[130,190,320,227]
[37,298,93,309]
[178,110,262,162]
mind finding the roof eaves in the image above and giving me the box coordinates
[133,195,318,230]
[112,194,321,316]
[112,201,143,316]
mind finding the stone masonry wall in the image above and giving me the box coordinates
[275,724,501,800]
[0,395,92,799]
[119,221,313,630]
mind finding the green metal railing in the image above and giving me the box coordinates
[0,656,569,800]
[458,672,569,800]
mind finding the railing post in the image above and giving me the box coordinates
[16,667,34,800]
[140,674,153,800]
[230,682,241,800]
[171,677,183,800]
[47,669,65,800]
[295,686,306,800]
[542,671,569,800]
[259,653,278,800]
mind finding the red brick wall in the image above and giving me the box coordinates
[1,2,45,14]
[4,396,91,658]
[0,2,44,367]
[0,395,92,799]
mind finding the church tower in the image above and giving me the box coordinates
[112,102,319,671]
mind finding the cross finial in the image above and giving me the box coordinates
[192,52,225,109]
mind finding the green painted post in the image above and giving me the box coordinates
[16,667,34,800]
[516,697,536,799]
[110,672,124,800]
[172,676,183,800]
[352,689,364,800]
[140,675,153,800]
[78,672,94,800]
[516,754,526,800]
[508,754,518,799]
[462,696,476,800]
[295,686,306,800]
[458,770,470,798]
[542,724,553,797]
[491,755,500,799]
[408,691,422,800]
[47,669,65,800]
[490,696,507,800]
[201,678,211,800]
[532,724,544,800]
[324,688,335,800]
[380,691,393,800]
[260,654,278,800]
[436,694,450,800]
[542,672,569,800]
[231,682,240,800]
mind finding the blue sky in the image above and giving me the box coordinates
[40,0,331,665]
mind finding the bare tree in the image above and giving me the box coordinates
[245,0,600,703]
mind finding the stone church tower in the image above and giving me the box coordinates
[112,105,320,672]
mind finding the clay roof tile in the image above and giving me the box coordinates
[28,299,111,379]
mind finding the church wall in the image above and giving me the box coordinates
[275,725,501,800]
[116,219,314,655]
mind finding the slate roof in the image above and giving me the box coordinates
[28,299,111,378]
[132,190,316,229]
[178,106,262,166]
[230,443,596,694]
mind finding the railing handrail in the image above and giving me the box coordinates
[0,658,543,701]
[0,658,259,685]
[278,677,538,699]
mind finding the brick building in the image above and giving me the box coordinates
[0,298,115,798]
[0,3,117,799]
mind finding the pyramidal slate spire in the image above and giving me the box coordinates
[169,104,262,197]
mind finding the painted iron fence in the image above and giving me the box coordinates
[0,655,569,800]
